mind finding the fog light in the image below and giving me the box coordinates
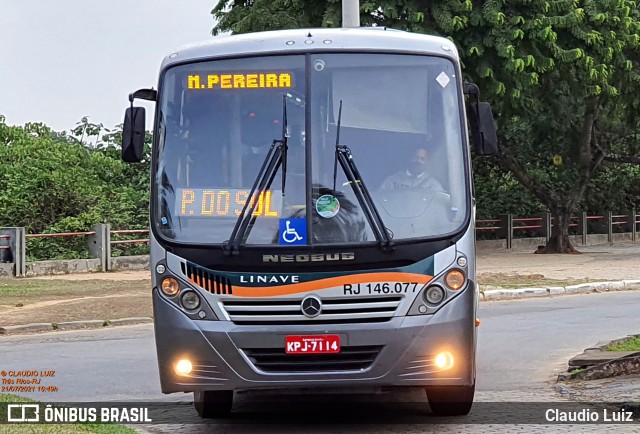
[175,359,192,376]
[423,286,445,305]
[181,291,201,310]
[434,351,454,370]
[161,277,180,296]
[444,269,466,290]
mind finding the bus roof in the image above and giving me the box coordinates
[161,27,459,69]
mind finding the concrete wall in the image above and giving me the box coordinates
[110,255,149,271]
[25,258,102,277]
[477,233,633,251]
[0,263,13,277]
[20,256,150,277]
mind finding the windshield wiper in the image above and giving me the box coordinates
[331,101,394,252]
[223,96,288,256]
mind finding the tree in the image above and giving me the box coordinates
[211,0,640,253]
[0,116,150,260]
[449,0,640,253]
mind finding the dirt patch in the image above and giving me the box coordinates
[0,278,151,327]
[30,270,150,281]
[477,244,640,282]
[477,272,594,289]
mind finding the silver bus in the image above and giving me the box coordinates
[122,27,497,418]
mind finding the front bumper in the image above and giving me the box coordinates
[153,282,477,393]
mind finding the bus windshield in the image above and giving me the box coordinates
[154,53,468,246]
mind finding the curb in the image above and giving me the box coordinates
[107,317,153,327]
[480,279,640,301]
[561,352,640,381]
[0,323,53,334]
[556,336,640,410]
[56,320,106,331]
[0,317,153,336]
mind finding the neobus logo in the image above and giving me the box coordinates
[262,253,355,263]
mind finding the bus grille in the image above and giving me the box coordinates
[182,263,233,295]
[221,296,402,325]
[243,346,383,373]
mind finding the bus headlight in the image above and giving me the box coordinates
[161,277,180,296]
[423,285,445,305]
[444,269,466,290]
[175,359,193,376]
[181,291,201,310]
[434,351,454,370]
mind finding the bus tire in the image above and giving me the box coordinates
[425,384,475,416]
[193,390,233,418]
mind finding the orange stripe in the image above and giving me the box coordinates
[232,272,432,297]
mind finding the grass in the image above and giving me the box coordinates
[569,368,585,376]
[0,278,149,310]
[606,335,640,352]
[0,394,137,434]
[0,279,149,298]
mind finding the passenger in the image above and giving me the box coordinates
[380,147,444,191]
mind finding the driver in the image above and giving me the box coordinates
[380,147,443,191]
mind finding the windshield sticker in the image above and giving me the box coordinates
[175,188,282,218]
[187,72,292,90]
[279,218,307,245]
[436,71,450,88]
[316,194,340,219]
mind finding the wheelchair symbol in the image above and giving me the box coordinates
[281,220,303,243]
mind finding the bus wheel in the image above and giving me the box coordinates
[193,390,233,418]
[425,384,475,416]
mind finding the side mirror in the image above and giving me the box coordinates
[469,102,498,156]
[122,107,146,163]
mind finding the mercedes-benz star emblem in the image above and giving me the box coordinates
[301,296,322,318]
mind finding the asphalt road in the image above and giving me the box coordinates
[2,291,640,432]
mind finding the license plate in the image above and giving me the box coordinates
[285,335,341,354]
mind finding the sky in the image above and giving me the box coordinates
[0,0,217,133]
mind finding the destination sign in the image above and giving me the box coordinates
[176,188,282,218]
[186,72,293,90]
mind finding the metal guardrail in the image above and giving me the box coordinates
[0,235,10,265]
[0,225,150,276]
[0,210,638,276]
[476,211,638,249]
[25,231,96,239]
[110,229,150,246]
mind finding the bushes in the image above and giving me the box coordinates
[0,116,149,261]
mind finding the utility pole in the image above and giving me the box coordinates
[342,0,360,27]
